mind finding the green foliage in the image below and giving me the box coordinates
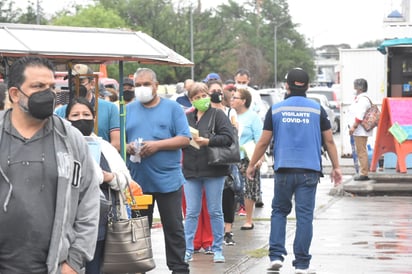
[2,0,318,86]
[358,40,384,49]
[0,0,21,23]
[52,4,126,29]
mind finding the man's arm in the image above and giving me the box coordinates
[322,129,342,186]
[246,130,272,179]
[138,136,190,158]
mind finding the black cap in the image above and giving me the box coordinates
[123,78,134,87]
[286,68,309,92]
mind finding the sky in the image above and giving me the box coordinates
[22,0,403,48]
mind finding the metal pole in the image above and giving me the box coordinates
[190,5,194,79]
[119,61,126,160]
[36,0,40,24]
[274,20,288,88]
[274,25,278,88]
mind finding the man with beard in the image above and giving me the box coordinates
[0,56,101,274]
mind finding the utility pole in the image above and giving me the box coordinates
[36,0,40,25]
[274,20,288,87]
[190,4,194,79]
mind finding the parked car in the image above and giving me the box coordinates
[306,93,339,134]
[307,87,340,132]
[257,88,285,156]
[307,86,340,108]
[258,88,285,107]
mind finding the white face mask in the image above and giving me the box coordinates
[135,86,154,103]
[235,84,248,90]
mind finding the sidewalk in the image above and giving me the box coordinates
[148,157,412,273]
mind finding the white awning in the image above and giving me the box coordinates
[0,23,193,66]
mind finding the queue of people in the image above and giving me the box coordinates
[0,57,345,274]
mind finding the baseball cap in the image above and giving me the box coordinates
[98,81,111,97]
[202,72,221,83]
[72,64,94,78]
[123,78,134,87]
[224,83,236,92]
[286,68,309,92]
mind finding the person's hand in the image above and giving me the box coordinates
[103,171,114,183]
[349,126,356,135]
[331,168,343,187]
[61,262,77,274]
[246,165,256,180]
[193,136,209,147]
[139,141,158,158]
[126,142,136,155]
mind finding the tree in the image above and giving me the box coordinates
[17,1,47,24]
[0,0,21,23]
[358,40,383,49]
[52,3,126,29]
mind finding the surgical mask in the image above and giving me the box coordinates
[69,119,94,136]
[135,86,154,103]
[235,84,248,90]
[210,91,223,103]
[18,88,56,120]
[123,90,135,102]
[192,97,210,112]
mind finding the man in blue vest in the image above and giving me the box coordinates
[246,68,342,274]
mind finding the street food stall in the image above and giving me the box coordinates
[369,39,412,173]
[0,22,194,205]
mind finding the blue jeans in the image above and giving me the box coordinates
[269,172,319,269]
[184,176,225,253]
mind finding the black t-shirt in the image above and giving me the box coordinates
[0,117,57,273]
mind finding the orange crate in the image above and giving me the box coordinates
[130,194,153,210]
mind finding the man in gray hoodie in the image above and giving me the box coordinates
[0,56,101,273]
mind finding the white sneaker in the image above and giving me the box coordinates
[295,268,316,274]
[268,259,283,271]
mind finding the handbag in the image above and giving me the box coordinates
[102,179,156,273]
[360,96,380,131]
[207,108,241,165]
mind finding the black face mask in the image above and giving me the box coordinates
[210,91,223,103]
[69,119,94,136]
[123,90,135,102]
[18,88,56,120]
[70,85,88,98]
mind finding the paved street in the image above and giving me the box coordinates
[146,133,412,273]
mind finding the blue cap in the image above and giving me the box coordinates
[202,72,221,83]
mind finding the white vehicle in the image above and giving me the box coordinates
[306,93,338,134]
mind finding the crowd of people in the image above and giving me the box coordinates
[0,56,345,274]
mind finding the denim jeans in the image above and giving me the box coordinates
[184,176,225,253]
[269,172,319,269]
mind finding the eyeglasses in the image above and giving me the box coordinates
[231,96,242,100]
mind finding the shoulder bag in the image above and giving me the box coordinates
[102,177,156,273]
[207,108,241,165]
[360,96,380,131]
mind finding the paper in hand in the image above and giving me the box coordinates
[189,127,200,149]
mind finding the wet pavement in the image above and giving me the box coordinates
[147,169,412,274]
[146,135,412,273]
